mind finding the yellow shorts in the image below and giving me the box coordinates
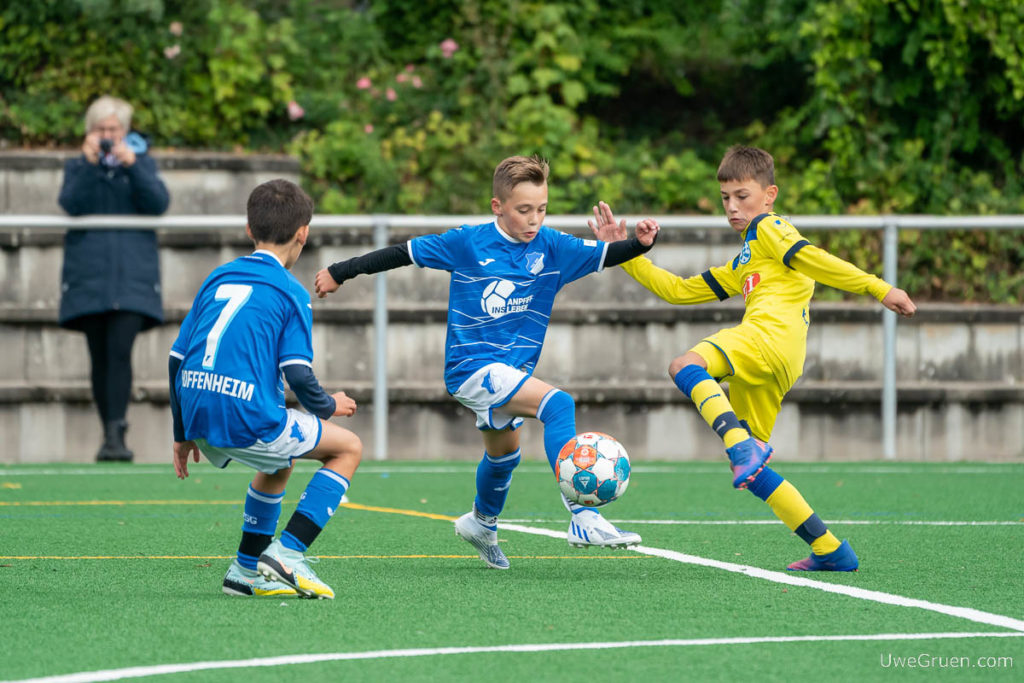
[692,326,786,441]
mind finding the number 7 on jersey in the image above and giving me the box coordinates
[202,284,252,370]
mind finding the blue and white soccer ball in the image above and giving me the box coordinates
[555,432,631,507]
[481,279,516,318]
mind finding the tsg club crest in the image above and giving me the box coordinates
[524,252,545,275]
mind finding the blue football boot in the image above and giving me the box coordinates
[787,539,860,572]
[726,437,773,489]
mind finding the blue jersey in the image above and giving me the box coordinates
[170,251,314,447]
[409,221,608,392]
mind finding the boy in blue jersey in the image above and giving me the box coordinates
[314,155,659,569]
[592,146,916,571]
[170,179,362,598]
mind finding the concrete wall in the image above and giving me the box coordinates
[0,150,300,215]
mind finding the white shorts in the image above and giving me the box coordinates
[453,362,529,431]
[196,409,323,474]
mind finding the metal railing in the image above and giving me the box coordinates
[4,213,1023,460]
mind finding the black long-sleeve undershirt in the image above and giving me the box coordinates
[604,235,654,267]
[327,244,412,285]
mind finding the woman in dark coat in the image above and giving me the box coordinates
[58,95,170,461]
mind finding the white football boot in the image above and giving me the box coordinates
[257,538,334,599]
[222,560,297,597]
[567,509,642,549]
[454,507,510,569]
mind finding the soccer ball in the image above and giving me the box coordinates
[481,279,516,318]
[555,432,631,507]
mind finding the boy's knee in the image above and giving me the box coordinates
[348,434,364,462]
[538,389,574,420]
[668,356,690,379]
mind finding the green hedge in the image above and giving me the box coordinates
[2,0,1023,301]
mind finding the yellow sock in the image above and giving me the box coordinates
[765,481,841,555]
[688,378,749,448]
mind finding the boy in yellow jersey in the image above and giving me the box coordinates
[590,146,916,571]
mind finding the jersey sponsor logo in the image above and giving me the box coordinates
[481,279,533,318]
[478,258,495,266]
[179,369,255,402]
[524,251,545,275]
[738,242,752,265]
[742,272,761,300]
[582,239,598,247]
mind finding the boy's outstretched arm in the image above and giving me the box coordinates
[789,246,916,317]
[315,244,413,298]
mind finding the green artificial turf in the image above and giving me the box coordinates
[1,461,1022,682]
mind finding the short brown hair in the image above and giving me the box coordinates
[492,155,549,200]
[717,145,775,187]
[246,179,314,245]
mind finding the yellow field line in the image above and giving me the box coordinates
[339,501,456,521]
[0,554,650,561]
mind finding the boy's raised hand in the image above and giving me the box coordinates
[332,391,357,417]
[635,218,660,246]
[315,267,340,298]
[881,287,917,317]
[588,201,627,242]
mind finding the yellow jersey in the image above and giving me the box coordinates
[622,212,893,388]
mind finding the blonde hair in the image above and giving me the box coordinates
[492,155,549,200]
[84,96,133,134]
[717,145,775,187]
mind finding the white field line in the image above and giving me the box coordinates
[499,522,1024,633]
[502,519,1024,526]
[6,632,1023,683]
[2,464,1023,476]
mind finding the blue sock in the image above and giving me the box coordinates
[746,467,784,502]
[537,389,576,472]
[281,469,349,552]
[237,485,283,570]
[474,449,521,524]
[673,364,713,397]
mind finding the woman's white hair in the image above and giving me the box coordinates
[84,96,133,133]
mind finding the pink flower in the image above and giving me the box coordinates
[405,63,415,72]
[287,100,305,121]
[385,88,397,101]
[356,76,372,90]
[163,44,181,59]
[440,38,459,58]
[396,73,409,83]
[364,124,374,134]
[411,75,423,88]
[168,21,183,36]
